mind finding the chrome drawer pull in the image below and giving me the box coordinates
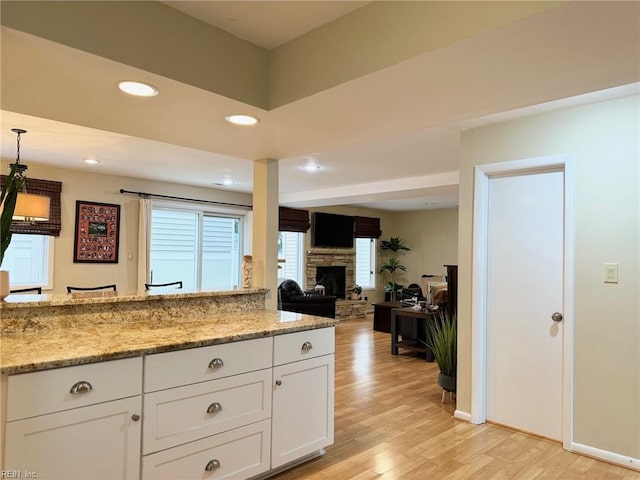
[205,459,221,471]
[301,341,313,352]
[206,402,223,414]
[208,358,224,369]
[69,381,93,395]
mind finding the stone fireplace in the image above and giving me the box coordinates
[305,248,355,300]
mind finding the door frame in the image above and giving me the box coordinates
[470,155,575,450]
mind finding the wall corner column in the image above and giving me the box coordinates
[252,158,279,310]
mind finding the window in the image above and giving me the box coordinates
[1,234,53,289]
[278,231,303,285]
[150,207,242,291]
[355,238,376,289]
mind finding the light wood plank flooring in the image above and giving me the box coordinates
[273,316,639,480]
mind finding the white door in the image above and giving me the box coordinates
[486,169,564,440]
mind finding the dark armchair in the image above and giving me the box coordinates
[277,280,336,319]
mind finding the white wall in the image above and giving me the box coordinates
[2,162,252,295]
[389,207,459,285]
[457,95,639,459]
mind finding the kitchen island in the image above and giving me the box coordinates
[1,289,336,479]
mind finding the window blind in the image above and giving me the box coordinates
[279,206,310,233]
[354,216,381,238]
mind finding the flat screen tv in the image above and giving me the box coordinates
[312,212,354,248]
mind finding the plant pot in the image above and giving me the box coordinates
[350,293,360,300]
[437,372,456,393]
[0,270,9,300]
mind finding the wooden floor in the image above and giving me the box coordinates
[273,316,640,480]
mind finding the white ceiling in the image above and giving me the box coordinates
[1,2,639,212]
[162,1,370,50]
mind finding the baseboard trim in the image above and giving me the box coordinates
[571,442,640,472]
[454,410,471,422]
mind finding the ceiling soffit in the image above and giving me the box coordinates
[1,1,563,110]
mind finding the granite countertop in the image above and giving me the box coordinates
[0,288,268,309]
[0,309,335,375]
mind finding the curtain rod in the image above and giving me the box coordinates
[119,189,252,209]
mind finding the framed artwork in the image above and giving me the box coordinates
[73,200,121,263]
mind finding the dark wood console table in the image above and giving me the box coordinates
[391,306,439,361]
[372,301,401,333]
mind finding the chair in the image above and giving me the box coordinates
[10,287,42,294]
[277,279,336,319]
[67,284,117,293]
[419,275,447,305]
[145,281,183,290]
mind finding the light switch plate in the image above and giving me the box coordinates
[604,263,618,283]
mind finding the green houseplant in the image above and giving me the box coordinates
[350,284,362,300]
[1,161,25,263]
[379,237,410,301]
[0,160,24,299]
[427,311,457,394]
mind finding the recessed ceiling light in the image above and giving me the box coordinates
[118,81,159,97]
[301,164,321,172]
[83,158,100,165]
[224,114,259,126]
[213,178,235,186]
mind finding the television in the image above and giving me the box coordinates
[312,212,354,248]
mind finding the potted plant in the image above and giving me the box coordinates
[427,311,457,400]
[350,284,362,300]
[379,237,410,301]
[0,161,25,298]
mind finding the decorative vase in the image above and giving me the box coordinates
[0,270,9,300]
[241,255,253,288]
[437,372,456,393]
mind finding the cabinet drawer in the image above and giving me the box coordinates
[7,357,142,421]
[144,337,272,392]
[273,327,335,366]
[142,419,271,480]
[143,369,272,454]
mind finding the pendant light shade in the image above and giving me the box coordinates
[13,192,50,221]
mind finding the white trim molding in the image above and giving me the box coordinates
[454,410,472,422]
[470,155,576,450]
[571,442,640,472]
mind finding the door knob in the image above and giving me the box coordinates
[551,312,563,322]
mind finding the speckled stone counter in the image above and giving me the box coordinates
[1,289,335,375]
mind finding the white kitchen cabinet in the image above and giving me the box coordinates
[2,327,335,480]
[271,328,335,469]
[5,393,141,479]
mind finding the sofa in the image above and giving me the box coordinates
[277,279,337,318]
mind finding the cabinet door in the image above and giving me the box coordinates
[271,354,334,468]
[5,396,141,479]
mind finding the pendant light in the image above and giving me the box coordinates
[10,129,50,222]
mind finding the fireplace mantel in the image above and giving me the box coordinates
[307,248,355,255]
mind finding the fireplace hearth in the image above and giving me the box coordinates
[316,266,346,299]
